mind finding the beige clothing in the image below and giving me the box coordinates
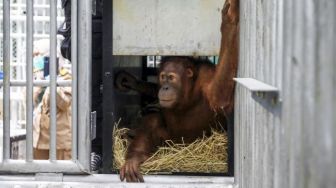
[33,148,71,160]
[33,76,72,151]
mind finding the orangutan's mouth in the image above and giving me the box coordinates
[160,98,176,106]
[160,99,173,102]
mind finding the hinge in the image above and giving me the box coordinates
[90,111,97,140]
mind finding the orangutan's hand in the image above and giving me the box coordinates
[120,157,144,183]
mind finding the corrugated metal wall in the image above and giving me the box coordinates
[235,0,336,188]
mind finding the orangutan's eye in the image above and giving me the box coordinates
[160,73,167,82]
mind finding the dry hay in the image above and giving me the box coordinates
[113,120,228,174]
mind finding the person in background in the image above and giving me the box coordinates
[32,39,54,111]
[32,39,73,160]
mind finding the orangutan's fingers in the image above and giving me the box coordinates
[120,165,126,181]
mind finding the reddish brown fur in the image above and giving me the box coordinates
[120,0,239,182]
[205,0,239,114]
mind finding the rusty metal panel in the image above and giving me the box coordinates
[113,0,224,55]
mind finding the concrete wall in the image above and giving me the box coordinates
[235,0,336,188]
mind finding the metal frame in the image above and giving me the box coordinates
[25,0,34,162]
[102,0,115,173]
[76,0,92,171]
[0,0,92,173]
[3,0,11,162]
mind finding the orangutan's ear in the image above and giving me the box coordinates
[186,68,194,78]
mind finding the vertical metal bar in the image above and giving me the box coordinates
[26,0,34,162]
[49,0,58,161]
[71,0,78,160]
[3,0,11,161]
[102,0,114,173]
[78,0,92,171]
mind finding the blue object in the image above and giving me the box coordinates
[33,56,45,71]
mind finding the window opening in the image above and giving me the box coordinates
[108,55,233,178]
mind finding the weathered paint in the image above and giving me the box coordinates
[113,0,224,55]
[235,0,336,188]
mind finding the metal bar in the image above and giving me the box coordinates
[102,0,114,173]
[0,34,64,39]
[7,4,63,9]
[33,80,71,87]
[77,0,92,171]
[0,174,234,183]
[0,160,88,173]
[233,78,279,92]
[154,56,156,67]
[0,174,234,184]
[49,0,58,161]
[0,80,72,87]
[3,0,11,161]
[71,0,78,160]
[0,16,64,22]
[26,0,34,162]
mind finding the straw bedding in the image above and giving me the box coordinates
[113,120,228,174]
